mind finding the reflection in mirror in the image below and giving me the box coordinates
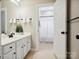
[1,8,7,34]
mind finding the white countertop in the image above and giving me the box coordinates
[1,32,31,46]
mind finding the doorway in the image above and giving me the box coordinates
[38,6,54,43]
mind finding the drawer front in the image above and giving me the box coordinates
[27,37,31,43]
[3,43,15,54]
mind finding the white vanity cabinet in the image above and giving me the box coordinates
[16,37,31,59]
[2,35,31,59]
[2,43,16,59]
[27,37,31,52]
[4,50,16,59]
[16,39,25,59]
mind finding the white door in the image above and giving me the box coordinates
[54,0,67,59]
[22,39,27,57]
[4,50,16,59]
[38,5,54,42]
[16,40,23,59]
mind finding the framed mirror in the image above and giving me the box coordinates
[1,8,7,34]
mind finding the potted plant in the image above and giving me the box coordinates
[16,24,23,34]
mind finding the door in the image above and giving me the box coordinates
[4,50,16,59]
[38,5,54,42]
[16,40,23,59]
[17,39,27,59]
[70,0,79,59]
[54,0,67,59]
[22,39,27,57]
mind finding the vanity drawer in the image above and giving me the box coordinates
[3,43,15,54]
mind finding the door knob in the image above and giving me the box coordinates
[76,35,79,39]
[61,31,67,34]
[10,46,12,49]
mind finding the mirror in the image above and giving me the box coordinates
[1,8,7,34]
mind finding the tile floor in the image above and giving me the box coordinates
[24,42,55,59]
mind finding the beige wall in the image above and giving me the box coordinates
[71,20,79,59]
[70,0,79,19]
[1,0,55,50]
[70,0,79,59]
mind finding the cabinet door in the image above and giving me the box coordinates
[27,37,31,51]
[22,39,27,57]
[16,40,23,59]
[0,47,2,59]
[4,50,16,59]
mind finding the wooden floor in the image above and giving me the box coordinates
[24,51,35,59]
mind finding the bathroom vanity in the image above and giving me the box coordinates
[1,33,31,59]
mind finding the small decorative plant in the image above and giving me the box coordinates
[16,24,23,33]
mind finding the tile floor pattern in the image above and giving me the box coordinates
[24,42,56,59]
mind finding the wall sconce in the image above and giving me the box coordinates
[13,18,16,23]
[27,18,32,23]
[23,18,27,23]
[16,19,19,21]
[9,18,32,24]
[9,18,16,24]
[9,18,13,24]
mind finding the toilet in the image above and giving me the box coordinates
[32,49,57,59]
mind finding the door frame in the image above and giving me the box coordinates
[67,0,71,59]
[36,2,54,50]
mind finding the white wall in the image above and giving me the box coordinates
[0,1,2,59]
[1,0,55,50]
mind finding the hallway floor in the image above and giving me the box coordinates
[24,42,57,59]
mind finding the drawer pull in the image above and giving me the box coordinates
[14,52,16,54]
[10,47,12,48]
[24,45,25,46]
[21,46,23,48]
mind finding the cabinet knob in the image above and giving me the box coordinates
[10,46,12,49]
[14,52,16,54]
[24,45,25,46]
[21,46,23,48]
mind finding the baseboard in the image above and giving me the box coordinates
[40,41,53,43]
[31,48,38,52]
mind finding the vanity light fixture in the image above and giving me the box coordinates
[9,18,16,24]
[22,18,26,23]
[13,18,16,23]
[9,18,13,24]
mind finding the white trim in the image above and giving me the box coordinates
[31,48,38,52]
[1,8,7,33]
[36,3,54,50]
